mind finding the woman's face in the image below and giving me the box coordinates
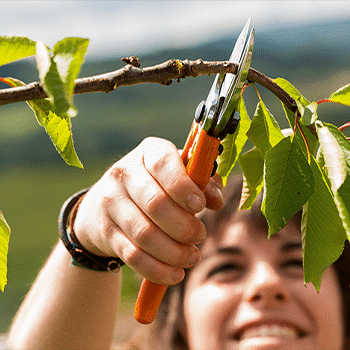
[183,215,344,350]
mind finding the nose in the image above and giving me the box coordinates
[244,261,289,308]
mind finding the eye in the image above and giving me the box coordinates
[207,262,244,282]
[281,258,304,277]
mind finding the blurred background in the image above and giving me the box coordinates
[0,0,350,334]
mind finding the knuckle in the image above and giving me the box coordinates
[177,217,206,245]
[143,189,167,216]
[131,219,155,247]
[123,244,143,267]
[109,164,127,182]
[147,152,171,174]
[100,218,115,240]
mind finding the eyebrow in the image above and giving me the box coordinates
[201,246,243,261]
[202,241,301,261]
[280,241,302,253]
[216,246,243,255]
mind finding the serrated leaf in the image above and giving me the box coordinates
[53,37,89,105]
[0,211,11,292]
[36,38,89,118]
[329,83,350,107]
[302,156,347,291]
[36,41,71,116]
[262,135,315,236]
[246,100,284,157]
[42,111,83,168]
[316,121,350,233]
[238,147,264,209]
[274,78,310,116]
[0,77,83,168]
[301,102,318,126]
[218,97,251,186]
[0,36,36,66]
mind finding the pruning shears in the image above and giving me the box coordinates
[134,19,255,324]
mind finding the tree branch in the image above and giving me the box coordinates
[0,58,298,113]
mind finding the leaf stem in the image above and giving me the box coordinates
[252,83,262,102]
[317,98,331,104]
[295,113,311,164]
[338,121,350,132]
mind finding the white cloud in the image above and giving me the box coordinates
[0,1,349,58]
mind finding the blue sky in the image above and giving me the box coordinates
[1,1,350,59]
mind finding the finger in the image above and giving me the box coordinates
[109,231,186,285]
[203,173,224,211]
[119,159,206,246]
[141,137,206,213]
[106,192,201,269]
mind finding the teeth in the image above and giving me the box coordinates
[241,325,298,340]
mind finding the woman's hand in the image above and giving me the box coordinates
[73,137,224,285]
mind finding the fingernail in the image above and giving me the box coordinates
[211,185,224,205]
[188,250,201,266]
[172,268,185,284]
[186,193,205,212]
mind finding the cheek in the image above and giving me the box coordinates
[183,284,236,348]
[293,268,344,348]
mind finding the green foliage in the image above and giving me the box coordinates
[217,79,350,290]
[302,156,347,291]
[238,147,264,209]
[262,135,315,237]
[246,98,284,156]
[0,36,37,66]
[1,34,350,294]
[316,121,350,233]
[36,38,89,118]
[218,96,251,186]
[0,212,10,292]
[0,77,83,168]
[329,83,350,107]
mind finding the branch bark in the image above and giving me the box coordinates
[0,58,298,113]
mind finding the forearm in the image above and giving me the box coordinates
[7,240,122,350]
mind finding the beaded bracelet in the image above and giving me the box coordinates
[58,188,125,272]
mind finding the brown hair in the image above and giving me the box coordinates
[121,173,350,349]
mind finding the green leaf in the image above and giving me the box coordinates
[218,97,251,186]
[274,77,310,116]
[301,102,318,126]
[316,121,350,233]
[0,211,11,292]
[43,111,83,168]
[328,83,350,107]
[0,77,83,168]
[302,156,347,291]
[36,41,72,117]
[53,37,89,105]
[262,135,315,236]
[36,37,89,118]
[246,100,284,157]
[238,147,264,209]
[0,36,36,66]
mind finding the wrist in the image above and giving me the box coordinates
[58,188,125,272]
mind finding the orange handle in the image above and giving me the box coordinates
[134,127,221,324]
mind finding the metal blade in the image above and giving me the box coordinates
[228,17,251,64]
[200,19,253,134]
[219,18,251,99]
[216,28,255,134]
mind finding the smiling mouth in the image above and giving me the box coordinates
[233,324,307,341]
